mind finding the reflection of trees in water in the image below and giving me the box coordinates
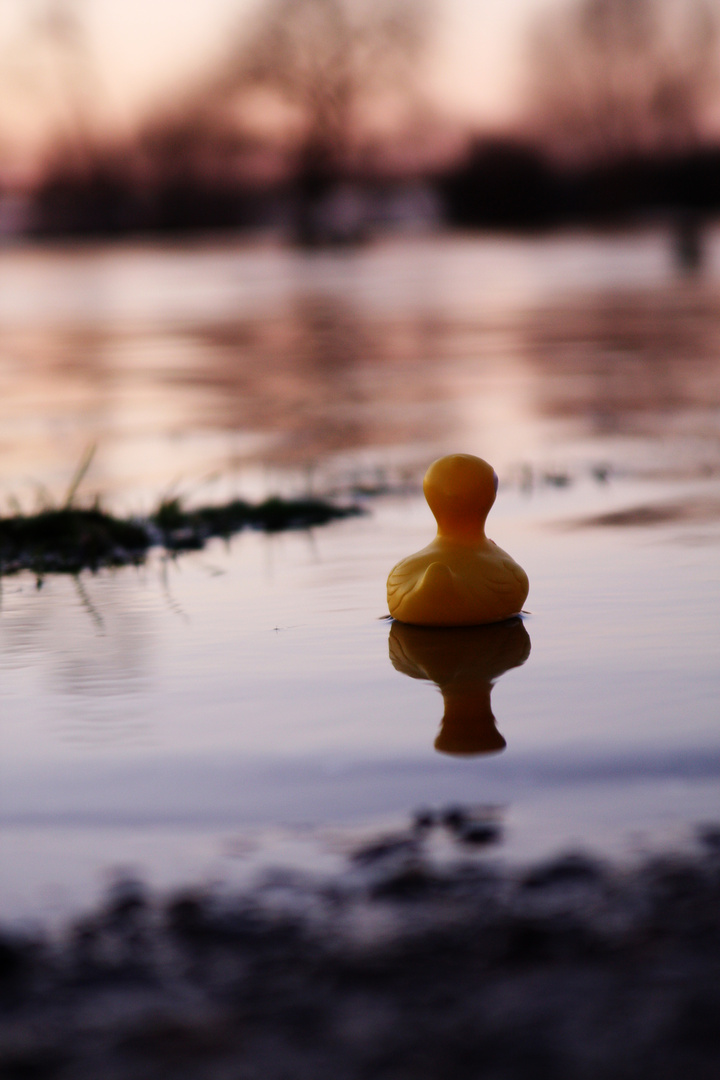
[0,292,455,489]
[0,322,116,501]
[0,573,151,745]
[181,292,451,466]
[9,266,720,492]
[0,323,112,400]
[519,289,720,437]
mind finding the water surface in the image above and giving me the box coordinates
[1,229,719,921]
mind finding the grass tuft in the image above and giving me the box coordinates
[0,495,362,578]
[0,448,362,577]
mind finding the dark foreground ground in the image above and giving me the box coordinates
[3,816,720,1080]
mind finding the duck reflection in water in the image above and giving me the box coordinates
[388,618,531,756]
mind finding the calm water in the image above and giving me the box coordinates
[1,229,720,922]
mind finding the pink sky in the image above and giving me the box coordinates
[9,0,556,117]
[0,0,557,175]
[100,0,551,120]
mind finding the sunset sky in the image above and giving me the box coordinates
[0,0,560,164]
[86,0,555,121]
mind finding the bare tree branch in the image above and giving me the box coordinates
[207,0,434,173]
[526,0,720,163]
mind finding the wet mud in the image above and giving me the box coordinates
[3,823,720,1079]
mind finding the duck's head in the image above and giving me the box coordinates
[423,454,498,540]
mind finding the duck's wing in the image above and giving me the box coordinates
[387,555,426,602]
[389,560,465,622]
[478,551,529,596]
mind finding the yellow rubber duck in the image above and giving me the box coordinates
[387,454,529,626]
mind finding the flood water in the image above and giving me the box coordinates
[1,228,720,923]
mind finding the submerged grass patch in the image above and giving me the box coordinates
[151,494,362,546]
[0,495,362,578]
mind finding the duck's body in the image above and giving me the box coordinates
[388,535,528,626]
[387,454,528,626]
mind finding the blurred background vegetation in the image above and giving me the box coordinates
[0,0,719,248]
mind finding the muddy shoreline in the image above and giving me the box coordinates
[3,822,720,1079]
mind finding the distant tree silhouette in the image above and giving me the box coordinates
[0,0,107,171]
[439,138,559,230]
[205,0,434,243]
[10,0,141,235]
[527,0,720,164]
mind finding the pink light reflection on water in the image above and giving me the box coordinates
[0,231,720,920]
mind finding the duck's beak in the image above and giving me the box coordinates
[493,471,499,493]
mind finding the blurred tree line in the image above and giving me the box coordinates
[443,0,720,233]
[2,0,720,242]
[16,0,443,242]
